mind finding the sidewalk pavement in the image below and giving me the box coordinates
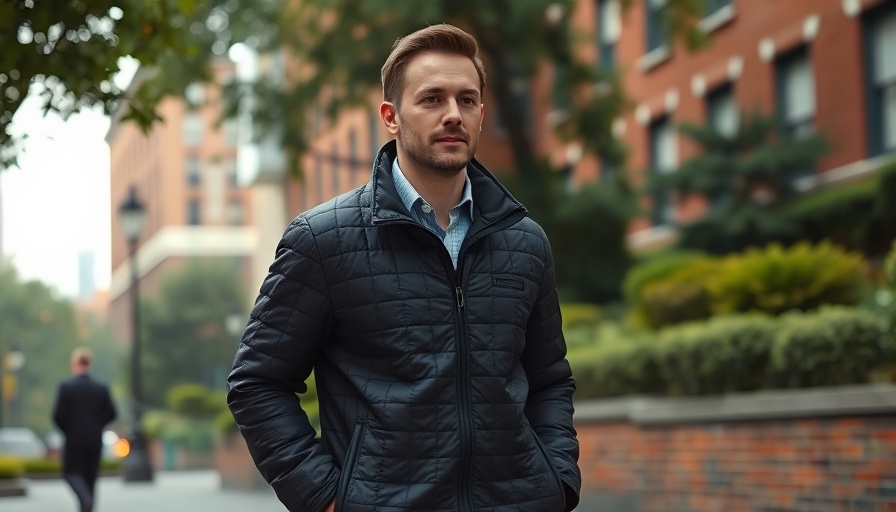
[1,470,286,512]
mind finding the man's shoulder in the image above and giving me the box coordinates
[293,183,372,233]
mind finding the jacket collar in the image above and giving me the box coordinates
[370,140,526,228]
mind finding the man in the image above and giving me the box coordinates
[53,347,117,512]
[228,23,580,512]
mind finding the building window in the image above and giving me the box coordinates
[495,78,533,135]
[775,46,815,138]
[226,160,238,187]
[186,157,201,187]
[368,110,380,160]
[599,159,617,182]
[183,113,203,147]
[597,0,620,67]
[649,116,678,226]
[187,200,202,225]
[315,152,324,201]
[185,82,205,107]
[331,142,340,193]
[222,119,239,147]
[645,0,668,54]
[706,83,739,137]
[704,0,732,17]
[865,4,896,156]
[349,128,359,185]
[226,199,244,226]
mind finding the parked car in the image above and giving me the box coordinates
[0,427,46,459]
[45,429,125,461]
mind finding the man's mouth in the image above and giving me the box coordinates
[434,134,467,144]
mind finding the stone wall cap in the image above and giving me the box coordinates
[574,384,896,424]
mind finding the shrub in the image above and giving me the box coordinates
[215,408,239,437]
[641,260,718,329]
[572,338,662,399]
[167,384,219,419]
[654,314,777,396]
[623,250,709,328]
[885,239,896,336]
[708,241,868,315]
[570,306,888,399]
[23,458,60,474]
[0,456,25,479]
[772,306,889,388]
[561,303,602,332]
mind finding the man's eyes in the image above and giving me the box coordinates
[421,96,479,105]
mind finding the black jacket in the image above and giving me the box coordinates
[52,373,117,470]
[228,141,580,512]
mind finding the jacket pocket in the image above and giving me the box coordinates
[528,426,565,510]
[336,421,367,512]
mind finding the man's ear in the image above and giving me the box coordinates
[381,102,400,135]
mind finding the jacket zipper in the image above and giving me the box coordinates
[376,210,525,512]
[454,277,473,512]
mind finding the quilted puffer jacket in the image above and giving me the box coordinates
[228,140,581,512]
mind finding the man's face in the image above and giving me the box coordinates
[382,51,484,177]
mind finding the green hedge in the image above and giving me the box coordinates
[0,456,25,479]
[655,313,776,396]
[772,307,888,388]
[624,242,869,329]
[571,306,892,399]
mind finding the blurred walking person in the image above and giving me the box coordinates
[52,347,117,512]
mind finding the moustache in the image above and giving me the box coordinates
[431,130,469,143]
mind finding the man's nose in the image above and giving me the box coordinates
[443,99,462,125]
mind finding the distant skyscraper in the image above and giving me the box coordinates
[78,251,95,300]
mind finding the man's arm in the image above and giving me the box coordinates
[101,384,117,425]
[521,235,581,512]
[227,217,339,512]
[52,383,67,432]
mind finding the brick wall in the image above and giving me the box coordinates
[574,385,896,511]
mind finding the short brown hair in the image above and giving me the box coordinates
[72,347,92,367]
[381,24,486,105]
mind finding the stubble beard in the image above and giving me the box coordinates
[400,124,478,179]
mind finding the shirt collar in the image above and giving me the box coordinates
[391,158,474,218]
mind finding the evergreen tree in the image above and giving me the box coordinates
[648,112,829,254]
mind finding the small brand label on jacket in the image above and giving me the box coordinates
[492,276,525,290]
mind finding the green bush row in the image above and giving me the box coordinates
[0,456,25,479]
[0,457,122,480]
[570,306,892,399]
[624,242,869,329]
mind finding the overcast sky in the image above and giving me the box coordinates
[1,99,112,299]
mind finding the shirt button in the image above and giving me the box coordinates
[421,203,432,214]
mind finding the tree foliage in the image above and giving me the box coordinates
[0,262,122,434]
[0,0,282,168]
[140,258,245,408]
[649,112,829,254]
[2,0,708,174]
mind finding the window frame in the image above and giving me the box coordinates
[774,45,815,139]
[648,115,678,226]
[863,2,896,156]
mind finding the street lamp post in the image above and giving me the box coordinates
[119,186,153,483]
[224,306,244,391]
[7,341,24,427]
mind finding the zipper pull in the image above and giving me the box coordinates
[455,286,465,309]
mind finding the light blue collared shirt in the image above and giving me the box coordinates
[392,159,474,269]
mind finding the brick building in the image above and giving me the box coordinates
[584,0,896,250]
[267,0,894,255]
[107,59,255,346]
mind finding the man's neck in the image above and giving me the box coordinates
[395,156,467,228]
